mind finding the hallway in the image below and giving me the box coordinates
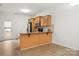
[0,40,79,56]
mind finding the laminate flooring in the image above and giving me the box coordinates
[0,40,79,56]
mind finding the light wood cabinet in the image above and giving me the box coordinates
[30,34,40,46]
[19,34,40,49]
[45,15,51,26]
[19,15,52,49]
[35,16,41,22]
[31,18,35,31]
[19,32,52,49]
[39,33,52,44]
[40,15,51,26]
[40,16,48,26]
[30,15,51,32]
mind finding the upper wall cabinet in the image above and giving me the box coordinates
[28,15,52,32]
[40,16,48,26]
[44,15,51,26]
[41,15,51,26]
[31,18,35,31]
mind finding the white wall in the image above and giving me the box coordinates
[0,13,28,41]
[35,5,79,50]
[54,5,79,50]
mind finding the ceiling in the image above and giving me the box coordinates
[0,3,69,16]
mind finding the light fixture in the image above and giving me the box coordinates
[21,9,31,13]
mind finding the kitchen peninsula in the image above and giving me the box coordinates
[19,15,53,49]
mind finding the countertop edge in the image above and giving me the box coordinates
[20,32,52,35]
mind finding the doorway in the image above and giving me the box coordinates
[4,21,12,40]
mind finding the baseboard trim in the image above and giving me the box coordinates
[53,42,79,51]
[0,39,17,42]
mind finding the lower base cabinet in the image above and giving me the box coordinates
[19,32,52,49]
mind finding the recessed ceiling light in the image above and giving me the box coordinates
[21,9,31,13]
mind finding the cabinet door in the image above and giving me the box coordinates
[41,16,48,26]
[45,15,51,26]
[30,34,40,46]
[35,16,41,23]
[20,34,40,49]
[20,35,32,49]
[31,18,35,31]
[39,33,52,44]
[45,33,52,43]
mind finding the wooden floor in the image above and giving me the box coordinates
[0,40,79,56]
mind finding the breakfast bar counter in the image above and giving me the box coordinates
[19,32,52,49]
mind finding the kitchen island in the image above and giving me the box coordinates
[18,32,52,49]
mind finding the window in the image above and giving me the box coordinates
[4,21,12,27]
